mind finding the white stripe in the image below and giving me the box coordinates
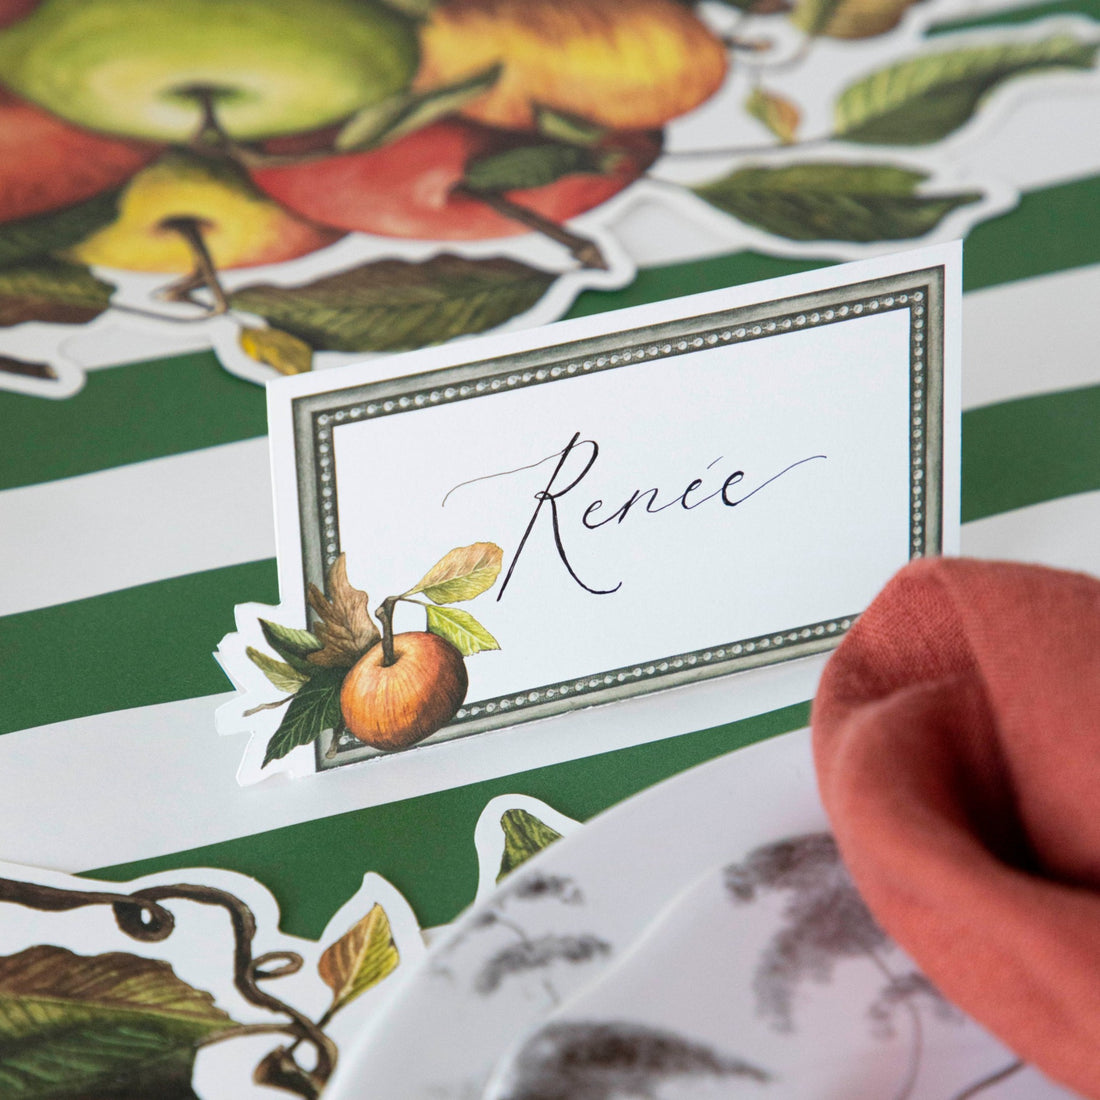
[2,270,1096,619]
[0,658,829,874]
[0,439,273,616]
[960,489,1100,576]
[1,490,1094,875]
[962,264,1100,410]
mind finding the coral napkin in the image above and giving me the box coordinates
[812,558,1100,1098]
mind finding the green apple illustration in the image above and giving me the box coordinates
[0,0,419,142]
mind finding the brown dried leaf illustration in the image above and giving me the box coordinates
[318,904,399,1015]
[306,555,381,669]
[406,542,503,604]
[0,353,57,380]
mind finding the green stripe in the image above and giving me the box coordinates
[89,700,810,938]
[928,0,1100,35]
[0,559,277,737]
[2,176,1099,492]
[962,383,1100,521]
[3,384,1097,736]
[0,349,265,493]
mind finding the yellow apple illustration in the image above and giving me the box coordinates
[0,0,418,142]
[64,149,340,273]
[413,0,728,132]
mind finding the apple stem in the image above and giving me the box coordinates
[158,216,230,315]
[453,184,609,271]
[376,596,400,668]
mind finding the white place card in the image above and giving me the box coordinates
[218,244,960,787]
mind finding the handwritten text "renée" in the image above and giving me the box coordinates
[497,432,825,599]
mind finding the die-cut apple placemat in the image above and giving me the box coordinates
[1,0,1094,398]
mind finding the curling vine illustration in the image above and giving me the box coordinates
[0,874,401,1099]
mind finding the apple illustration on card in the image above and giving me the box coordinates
[217,244,961,793]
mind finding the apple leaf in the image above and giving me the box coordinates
[0,944,236,1100]
[834,35,1099,145]
[0,188,120,266]
[337,64,502,152]
[533,104,607,147]
[0,258,114,327]
[406,542,503,604]
[790,0,917,38]
[425,604,500,657]
[318,904,400,1016]
[238,325,313,376]
[306,555,381,669]
[497,809,564,882]
[263,670,344,766]
[246,646,310,693]
[0,353,57,380]
[746,87,801,144]
[463,143,604,193]
[230,255,555,353]
[259,618,324,675]
[693,163,981,241]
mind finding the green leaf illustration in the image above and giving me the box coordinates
[246,646,310,693]
[406,542,503,604]
[533,104,606,146]
[745,87,801,144]
[0,189,120,267]
[835,35,1099,145]
[262,670,343,766]
[337,64,501,152]
[694,163,981,241]
[464,143,603,192]
[230,255,555,353]
[318,904,400,1015]
[791,0,918,39]
[259,618,323,675]
[425,604,500,657]
[497,808,564,881]
[0,945,236,1100]
[0,258,114,327]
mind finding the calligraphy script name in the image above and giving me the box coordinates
[478,432,825,599]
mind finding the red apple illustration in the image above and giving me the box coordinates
[0,87,160,223]
[251,119,660,242]
[0,0,38,27]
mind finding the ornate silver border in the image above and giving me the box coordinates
[289,266,945,768]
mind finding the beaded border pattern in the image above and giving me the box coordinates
[296,280,937,761]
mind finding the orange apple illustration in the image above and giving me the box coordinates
[340,631,468,750]
[0,87,160,222]
[251,119,660,242]
[413,0,728,132]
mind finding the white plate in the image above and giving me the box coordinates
[325,729,1070,1099]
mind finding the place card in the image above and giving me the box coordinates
[217,243,960,786]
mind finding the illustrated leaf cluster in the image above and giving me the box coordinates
[0,945,236,1100]
[250,544,503,766]
[0,878,403,1100]
[694,32,1097,243]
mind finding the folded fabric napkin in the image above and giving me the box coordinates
[813,557,1100,1098]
